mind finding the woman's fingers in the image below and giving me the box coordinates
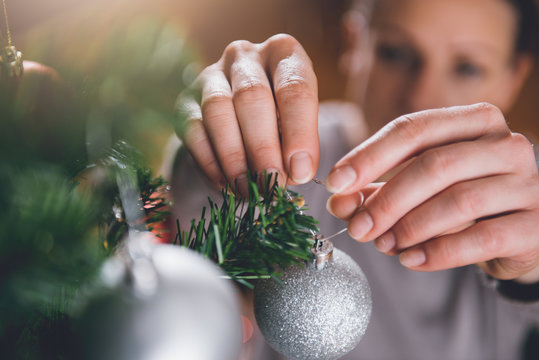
[199,66,250,194]
[323,102,539,280]
[325,103,510,194]
[326,182,383,220]
[175,35,320,191]
[224,41,285,185]
[399,211,539,279]
[377,174,538,255]
[175,87,225,189]
[264,34,320,185]
[345,133,530,243]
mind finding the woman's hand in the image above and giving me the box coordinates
[326,103,539,283]
[173,34,320,195]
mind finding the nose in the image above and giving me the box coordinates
[403,65,449,113]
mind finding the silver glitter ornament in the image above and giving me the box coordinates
[79,241,243,360]
[254,240,372,360]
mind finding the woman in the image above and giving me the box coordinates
[171,0,539,358]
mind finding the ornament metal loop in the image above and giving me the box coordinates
[311,236,334,270]
[0,45,23,78]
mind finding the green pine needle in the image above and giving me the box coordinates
[175,173,319,288]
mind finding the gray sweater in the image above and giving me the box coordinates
[169,106,539,360]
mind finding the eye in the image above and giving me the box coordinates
[454,61,484,78]
[375,43,418,70]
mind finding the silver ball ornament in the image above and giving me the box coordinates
[254,243,372,360]
[79,243,242,360]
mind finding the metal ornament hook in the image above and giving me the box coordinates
[0,45,23,78]
[312,234,334,270]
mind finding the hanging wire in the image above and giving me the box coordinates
[286,175,348,246]
[2,0,12,46]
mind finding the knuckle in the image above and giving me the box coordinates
[477,102,508,131]
[176,92,194,111]
[498,132,536,173]
[198,156,221,174]
[196,65,222,90]
[480,102,502,117]
[225,148,247,163]
[357,150,379,177]
[477,223,504,254]
[201,92,233,110]
[418,148,452,181]
[262,34,312,70]
[437,237,456,264]
[511,132,533,148]
[371,190,394,218]
[175,98,201,135]
[221,150,247,174]
[198,64,218,81]
[448,184,483,217]
[391,114,426,143]
[394,217,419,246]
[265,33,300,49]
[223,40,256,59]
[251,142,278,160]
[182,119,205,144]
[233,81,272,104]
[510,133,535,160]
[275,77,314,103]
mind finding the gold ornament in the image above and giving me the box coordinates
[0,0,23,78]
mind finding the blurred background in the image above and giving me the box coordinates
[6,0,539,161]
[1,1,538,358]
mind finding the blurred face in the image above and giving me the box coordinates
[362,0,527,132]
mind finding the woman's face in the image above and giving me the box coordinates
[362,0,529,132]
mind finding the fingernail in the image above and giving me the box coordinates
[326,165,357,193]
[359,191,366,207]
[348,210,373,240]
[290,152,313,184]
[399,248,426,268]
[265,168,280,177]
[235,173,249,194]
[241,315,254,343]
[217,178,227,190]
[326,196,337,217]
[374,231,396,253]
[326,192,364,219]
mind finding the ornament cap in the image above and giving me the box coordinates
[0,45,23,78]
[311,236,334,270]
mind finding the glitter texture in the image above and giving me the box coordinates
[254,247,372,360]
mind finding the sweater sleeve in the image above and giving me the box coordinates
[480,270,539,304]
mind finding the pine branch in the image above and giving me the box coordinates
[175,173,319,288]
[96,141,171,252]
[0,141,173,355]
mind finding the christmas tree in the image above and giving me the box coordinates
[0,14,321,358]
